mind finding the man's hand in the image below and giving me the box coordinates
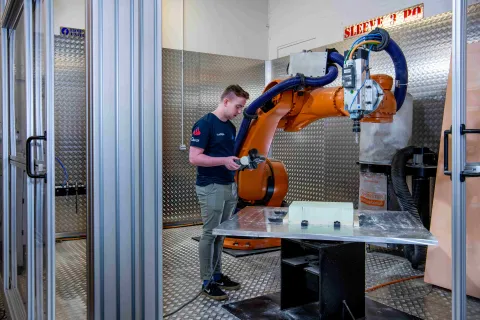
[190,146,241,170]
[224,156,241,171]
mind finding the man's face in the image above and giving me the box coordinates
[223,95,246,120]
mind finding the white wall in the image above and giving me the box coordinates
[268,0,480,59]
[54,0,86,35]
[162,0,269,60]
[51,0,480,60]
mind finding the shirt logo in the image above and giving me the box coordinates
[191,137,199,143]
[217,133,225,136]
[193,127,201,136]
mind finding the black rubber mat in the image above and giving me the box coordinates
[222,293,422,320]
[191,236,280,257]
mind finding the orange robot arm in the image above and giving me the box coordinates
[234,28,408,208]
[235,74,397,207]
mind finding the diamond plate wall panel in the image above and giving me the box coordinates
[272,122,327,203]
[162,49,265,225]
[271,4,480,205]
[54,36,87,233]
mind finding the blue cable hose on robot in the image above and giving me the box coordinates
[234,52,342,155]
[328,51,346,67]
[384,38,408,110]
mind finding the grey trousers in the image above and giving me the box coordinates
[195,182,237,281]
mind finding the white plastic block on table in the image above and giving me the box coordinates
[287,201,354,227]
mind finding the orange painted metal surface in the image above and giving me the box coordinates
[266,159,288,207]
[235,74,396,204]
[223,237,281,250]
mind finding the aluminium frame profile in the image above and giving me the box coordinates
[451,0,467,319]
[0,0,22,29]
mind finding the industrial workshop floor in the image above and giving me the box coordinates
[4,226,480,319]
[16,240,88,320]
[164,226,480,320]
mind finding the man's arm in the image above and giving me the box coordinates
[189,146,240,170]
[189,146,226,167]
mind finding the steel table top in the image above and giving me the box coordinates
[213,206,438,246]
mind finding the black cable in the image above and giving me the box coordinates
[162,291,203,318]
[391,147,429,269]
[163,242,223,318]
[391,147,421,222]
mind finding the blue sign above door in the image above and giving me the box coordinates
[60,27,85,38]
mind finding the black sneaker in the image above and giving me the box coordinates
[215,274,241,290]
[202,282,228,301]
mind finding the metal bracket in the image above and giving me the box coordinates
[55,184,86,197]
[444,125,480,181]
[243,109,258,120]
[295,73,306,91]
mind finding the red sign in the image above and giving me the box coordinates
[344,4,424,39]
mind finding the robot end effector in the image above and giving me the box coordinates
[234,148,266,171]
[341,28,407,140]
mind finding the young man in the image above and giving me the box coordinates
[189,84,249,300]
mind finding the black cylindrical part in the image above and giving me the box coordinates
[391,146,421,222]
[412,177,431,230]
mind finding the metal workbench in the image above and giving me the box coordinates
[213,206,438,319]
[213,206,438,246]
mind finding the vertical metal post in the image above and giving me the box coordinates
[154,0,163,316]
[24,0,35,318]
[96,0,105,318]
[34,1,45,318]
[114,0,120,317]
[45,0,55,318]
[85,0,95,318]
[139,0,145,317]
[129,0,137,318]
[451,0,467,319]
[9,29,16,289]
[1,0,10,292]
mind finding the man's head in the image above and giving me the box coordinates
[217,85,249,120]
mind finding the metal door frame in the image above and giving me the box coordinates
[1,0,55,319]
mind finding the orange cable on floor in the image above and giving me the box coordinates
[365,275,424,293]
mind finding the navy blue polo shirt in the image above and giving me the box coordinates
[190,113,237,186]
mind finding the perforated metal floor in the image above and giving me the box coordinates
[4,226,480,319]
